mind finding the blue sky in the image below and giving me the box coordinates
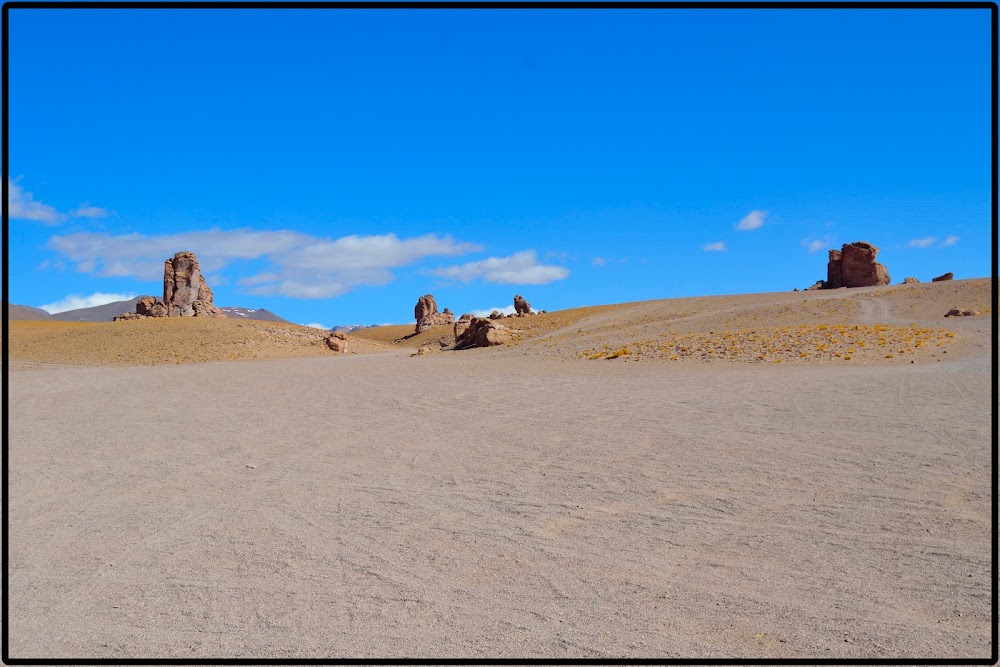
[5,6,993,327]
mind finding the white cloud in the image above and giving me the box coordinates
[8,179,61,223]
[47,229,483,299]
[302,323,329,330]
[469,305,517,318]
[701,241,727,252]
[801,235,833,254]
[39,291,137,314]
[429,250,570,285]
[71,205,110,218]
[592,257,607,266]
[736,210,767,231]
[940,235,959,247]
[906,236,937,248]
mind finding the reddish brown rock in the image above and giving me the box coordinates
[804,280,825,291]
[454,317,512,349]
[489,310,503,320]
[454,313,474,341]
[163,251,225,317]
[932,272,954,282]
[826,250,843,289]
[414,294,454,333]
[903,277,920,284]
[826,242,890,288]
[114,252,224,322]
[325,331,347,353]
[514,294,532,315]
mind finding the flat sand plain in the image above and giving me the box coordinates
[6,279,994,659]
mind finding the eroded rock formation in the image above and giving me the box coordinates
[514,295,531,316]
[932,272,954,282]
[903,277,920,284]
[414,294,455,333]
[164,252,224,317]
[114,251,226,321]
[825,242,890,289]
[325,331,348,353]
[454,317,512,349]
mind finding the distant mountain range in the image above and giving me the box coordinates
[5,298,292,324]
[330,324,379,333]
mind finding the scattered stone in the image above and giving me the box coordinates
[804,280,825,291]
[514,294,532,316]
[903,277,920,284]
[826,241,890,288]
[945,308,979,317]
[932,272,954,282]
[414,346,431,356]
[454,317,512,349]
[489,310,503,320]
[414,294,455,333]
[325,331,347,353]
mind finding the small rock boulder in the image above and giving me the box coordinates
[932,272,954,282]
[903,277,920,284]
[514,294,532,316]
[325,331,347,353]
[945,308,979,317]
[489,310,503,320]
[804,280,825,291]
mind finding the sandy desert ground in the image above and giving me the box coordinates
[5,278,994,659]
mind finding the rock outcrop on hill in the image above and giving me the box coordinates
[414,294,454,333]
[932,272,954,282]
[325,331,348,353]
[514,295,532,315]
[903,277,920,284]
[826,242,890,289]
[164,252,225,317]
[114,252,226,321]
[454,317,512,349]
[489,310,503,320]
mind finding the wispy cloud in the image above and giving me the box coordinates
[906,236,937,248]
[801,234,833,254]
[8,179,60,224]
[71,205,110,218]
[701,241,727,252]
[39,291,136,314]
[469,305,517,318]
[736,210,767,231]
[302,323,329,330]
[8,178,111,224]
[428,250,570,285]
[592,256,607,267]
[47,229,484,299]
[940,235,959,247]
